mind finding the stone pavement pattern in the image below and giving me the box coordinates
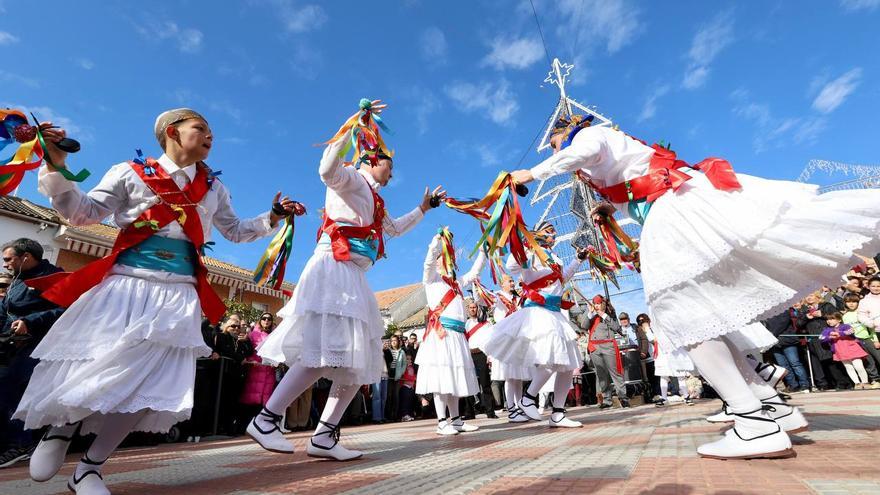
[1,390,879,495]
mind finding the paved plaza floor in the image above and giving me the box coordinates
[1,389,879,495]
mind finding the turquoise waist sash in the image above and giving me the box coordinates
[439,316,466,334]
[318,232,379,263]
[116,236,198,276]
[524,294,562,312]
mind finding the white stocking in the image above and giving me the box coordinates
[552,373,571,409]
[688,339,762,414]
[311,383,359,448]
[265,364,323,414]
[852,359,869,383]
[659,377,669,400]
[76,411,146,478]
[504,379,523,409]
[445,394,460,419]
[433,394,448,420]
[526,368,554,397]
[722,338,779,400]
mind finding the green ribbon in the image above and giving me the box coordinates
[35,127,91,182]
[134,219,160,231]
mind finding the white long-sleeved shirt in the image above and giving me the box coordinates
[423,235,487,323]
[858,293,880,330]
[317,138,424,270]
[505,250,581,299]
[529,126,655,217]
[39,154,274,244]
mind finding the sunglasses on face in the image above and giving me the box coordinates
[261,317,272,321]
[228,324,241,329]
[0,283,9,289]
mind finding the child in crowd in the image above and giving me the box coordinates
[398,354,418,421]
[820,312,870,389]
[843,294,880,389]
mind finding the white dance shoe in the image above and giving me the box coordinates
[754,361,789,389]
[66,456,109,495]
[762,395,808,433]
[706,401,734,423]
[517,392,543,421]
[30,423,79,482]
[698,407,794,460]
[247,408,295,454]
[507,406,529,423]
[548,408,582,428]
[451,417,479,432]
[306,420,363,461]
[436,420,460,436]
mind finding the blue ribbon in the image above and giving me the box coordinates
[439,316,466,333]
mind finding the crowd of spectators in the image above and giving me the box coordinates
[3,233,880,469]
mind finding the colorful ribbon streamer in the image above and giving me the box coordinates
[471,278,496,307]
[438,227,457,278]
[253,215,296,290]
[444,172,554,271]
[0,109,90,196]
[324,98,392,167]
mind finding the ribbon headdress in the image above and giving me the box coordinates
[437,227,458,279]
[552,114,594,150]
[324,98,392,167]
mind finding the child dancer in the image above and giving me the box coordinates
[253,100,443,460]
[418,230,484,435]
[489,275,532,423]
[483,222,585,428]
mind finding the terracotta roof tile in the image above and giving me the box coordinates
[398,306,428,329]
[0,196,60,223]
[375,283,422,310]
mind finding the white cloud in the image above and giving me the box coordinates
[420,27,448,64]
[840,0,880,11]
[73,58,95,70]
[482,37,544,70]
[289,44,323,80]
[730,89,827,152]
[444,80,519,125]
[135,19,203,53]
[400,86,441,135]
[811,68,862,114]
[0,71,39,88]
[475,144,501,167]
[272,1,327,33]
[0,31,18,45]
[554,0,643,54]
[637,85,670,122]
[682,11,734,90]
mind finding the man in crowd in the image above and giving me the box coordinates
[587,296,629,409]
[465,299,497,419]
[0,273,11,300]
[0,239,64,468]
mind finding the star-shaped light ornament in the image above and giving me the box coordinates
[544,60,575,88]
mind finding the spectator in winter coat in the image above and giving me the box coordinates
[0,239,64,467]
[797,293,847,389]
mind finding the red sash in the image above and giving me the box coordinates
[27,158,227,324]
[496,292,519,316]
[466,321,488,340]
[587,315,623,374]
[317,175,386,262]
[579,143,741,205]
[424,276,461,340]
[520,271,574,310]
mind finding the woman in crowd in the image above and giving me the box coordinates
[398,353,418,421]
[239,313,278,426]
[383,334,407,421]
[214,315,255,435]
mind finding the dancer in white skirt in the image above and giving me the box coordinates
[253,101,444,460]
[418,231,483,435]
[482,222,586,428]
[509,113,880,459]
[14,109,297,494]
[489,275,531,423]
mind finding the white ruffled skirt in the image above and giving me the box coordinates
[482,306,582,372]
[641,173,880,356]
[258,251,384,386]
[13,270,209,435]
[414,330,479,397]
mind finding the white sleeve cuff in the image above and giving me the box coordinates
[38,166,78,197]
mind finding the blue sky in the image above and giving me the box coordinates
[4,0,879,316]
